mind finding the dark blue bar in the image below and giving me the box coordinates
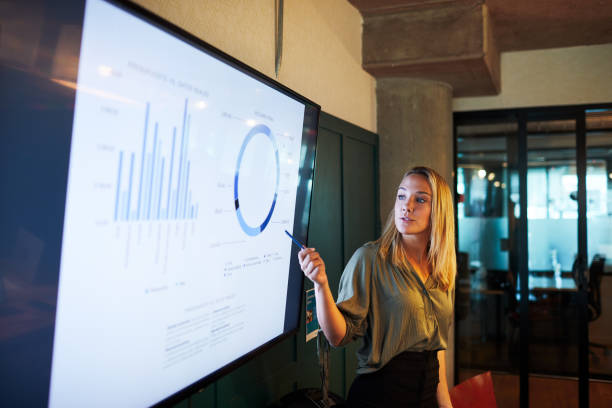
[176,99,188,218]
[147,123,158,219]
[126,153,135,221]
[114,151,123,221]
[157,158,165,220]
[166,127,176,220]
[137,103,150,220]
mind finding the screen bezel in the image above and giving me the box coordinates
[69,0,319,406]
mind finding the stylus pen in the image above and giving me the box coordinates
[284,230,306,249]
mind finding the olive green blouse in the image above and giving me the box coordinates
[335,242,454,374]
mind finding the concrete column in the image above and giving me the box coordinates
[376,77,455,386]
[377,77,454,222]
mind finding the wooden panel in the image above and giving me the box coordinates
[189,384,215,407]
[309,127,344,298]
[172,399,189,408]
[343,136,378,260]
[342,135,379,393]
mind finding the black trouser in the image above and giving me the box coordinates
[347,350,439,408]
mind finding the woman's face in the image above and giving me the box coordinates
[394,174,433,238]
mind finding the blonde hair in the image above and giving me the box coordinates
[375,166,456,291]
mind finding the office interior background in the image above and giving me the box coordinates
[1,0,612,407]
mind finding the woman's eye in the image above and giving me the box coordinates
[397,194,406,200]
[417,197,427,203]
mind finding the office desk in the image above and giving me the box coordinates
[528,276,577,292]
[457,275,577,343]
[458,275,577,293]
[457,278,505,295]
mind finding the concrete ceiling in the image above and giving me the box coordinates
[348,0,612,95]
[349,0,612,52]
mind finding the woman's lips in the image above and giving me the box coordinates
[400,217,415,222]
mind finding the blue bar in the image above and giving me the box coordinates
[181,115,191,218]
[126,153,135,221]
[143,153,151,219]
[190,205,194,219]
[152,139,162,219]
[157,158,165,220]
[148,123,158,219]
[183,161,190,218]
[195,204,198,219]
[175,99,188,218]
[137,103,150,220]
[114,151,123,221]
[166,127,176,220]
[178,114,190,219]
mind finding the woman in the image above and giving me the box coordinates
[298,166,455,408]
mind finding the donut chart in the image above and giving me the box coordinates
[234,124,280,236]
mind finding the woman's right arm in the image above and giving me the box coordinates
[298,247,347,346]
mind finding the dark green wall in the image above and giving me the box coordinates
[173,112,379,408]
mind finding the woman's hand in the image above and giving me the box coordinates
[298,248,328,287]
[298,247,346,346]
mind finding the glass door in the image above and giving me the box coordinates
[586,109,612,390]
[455,118,520,407]
[525,117,581,404]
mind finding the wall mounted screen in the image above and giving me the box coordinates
[0,0,319,406]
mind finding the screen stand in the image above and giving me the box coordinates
[316,331,330,407]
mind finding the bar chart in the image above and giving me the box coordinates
[114,98,199,223]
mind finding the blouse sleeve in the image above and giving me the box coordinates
[335,246,373,347]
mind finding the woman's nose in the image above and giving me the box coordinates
[403,200,413,213]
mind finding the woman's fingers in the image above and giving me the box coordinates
[298,248,312,264]
[297,247,326,285]
[299,248,318,266]
[302,257,322,276]
[303,256,320,272]
[298,248,307,263]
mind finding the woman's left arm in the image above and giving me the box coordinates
[436,350,453,408]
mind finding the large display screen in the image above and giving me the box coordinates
[0,0,318,406]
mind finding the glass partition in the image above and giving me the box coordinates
[526,119,579,399]
[456,106,612,408]
[456,119,519,405]
[586,109,612,381]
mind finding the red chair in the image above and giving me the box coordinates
[449,371,497,408]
